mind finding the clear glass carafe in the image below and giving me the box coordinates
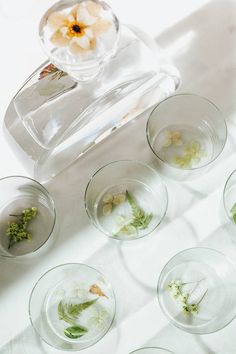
[4,0,180,182]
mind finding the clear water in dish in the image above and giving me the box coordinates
[160,261,225,328]
[94,179,162,239]
[44,278,114,344]
[0,195,54,256]
[152,124,214,168]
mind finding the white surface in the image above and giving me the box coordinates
[1,0,236,353]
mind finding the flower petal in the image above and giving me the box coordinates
[77,7,97,25]
[84,27,94,39]
[70,4,81,19]
[50,29,70,47]
[86,1,102,16]
[60,26,68,37]
[69,41,87,54]
[73,34,91,49]
[48,12,68,30]
[91,19,111,35]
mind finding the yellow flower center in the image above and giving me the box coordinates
[67,22,85,37]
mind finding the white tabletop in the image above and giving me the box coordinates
[1,0,236,353]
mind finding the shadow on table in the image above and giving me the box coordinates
[141,323,218,354]
[200,221,236,262]
[142,293,236,354]
[157,0,236,119]
[1,1,236,353]
[0,323,120,354]
[137,220,236,354]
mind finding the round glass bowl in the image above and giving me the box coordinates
[146,94,227,172]
[84,160,168,240]
[0,176,55,257]
[29,263,116,351]
[223,169,236,225]
[39,0,120,81]
[130,347,174,354]
[157,247,236,334]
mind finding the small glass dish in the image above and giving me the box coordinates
[29,263,116,351]
[0,175,56,257]
[157,247,236,334]
[130,347,174,354]
[84,160,168,240]
[146,94,227,174]
[223,169,236,225]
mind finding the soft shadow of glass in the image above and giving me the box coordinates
[116,217,199,293]
[143,324,218,354]
[154,0,236,188]
[199,221,236,263]
[156,0,236,119]
[0,326,47,354]
[0,322,120,354]
[0,219,58,295]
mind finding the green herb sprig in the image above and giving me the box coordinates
[6,207,38,249]
[115,191,153,236]
[126,191,153,229]
[58,299,97,326]
[58,299,97,339]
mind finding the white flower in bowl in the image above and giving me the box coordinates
[48,1,111,54]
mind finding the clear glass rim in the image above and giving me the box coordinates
[129,347,174,353]
[0,175,56,258]
[39,0,120,68]
[157,246,236,334]
[28,262,116,351]
[146,93,227,171]
[223,168,236,224]
[84,159,168,241]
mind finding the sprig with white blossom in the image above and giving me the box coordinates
[167,279,208,315]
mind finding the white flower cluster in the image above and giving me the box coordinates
[167,279,207,316]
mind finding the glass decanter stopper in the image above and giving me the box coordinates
[4,0,180,182]
[39,0,119,81]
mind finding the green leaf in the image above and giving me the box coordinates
[58,301,65,320]
[64,325,87,339]
[231,203,236,215]
[126,191,153,230]
[126,191,142,217]
[231,203,236,224]
[66,299,98,317]
[58,299,98,325]
[113,191,153,237]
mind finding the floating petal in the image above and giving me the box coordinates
[50,29,70,46]
[48,12,68,30]
[69,41,87,54]
[77,7,97,25]
[74,34,91,49]
[91,18,111,35]
[86,1,103,16]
